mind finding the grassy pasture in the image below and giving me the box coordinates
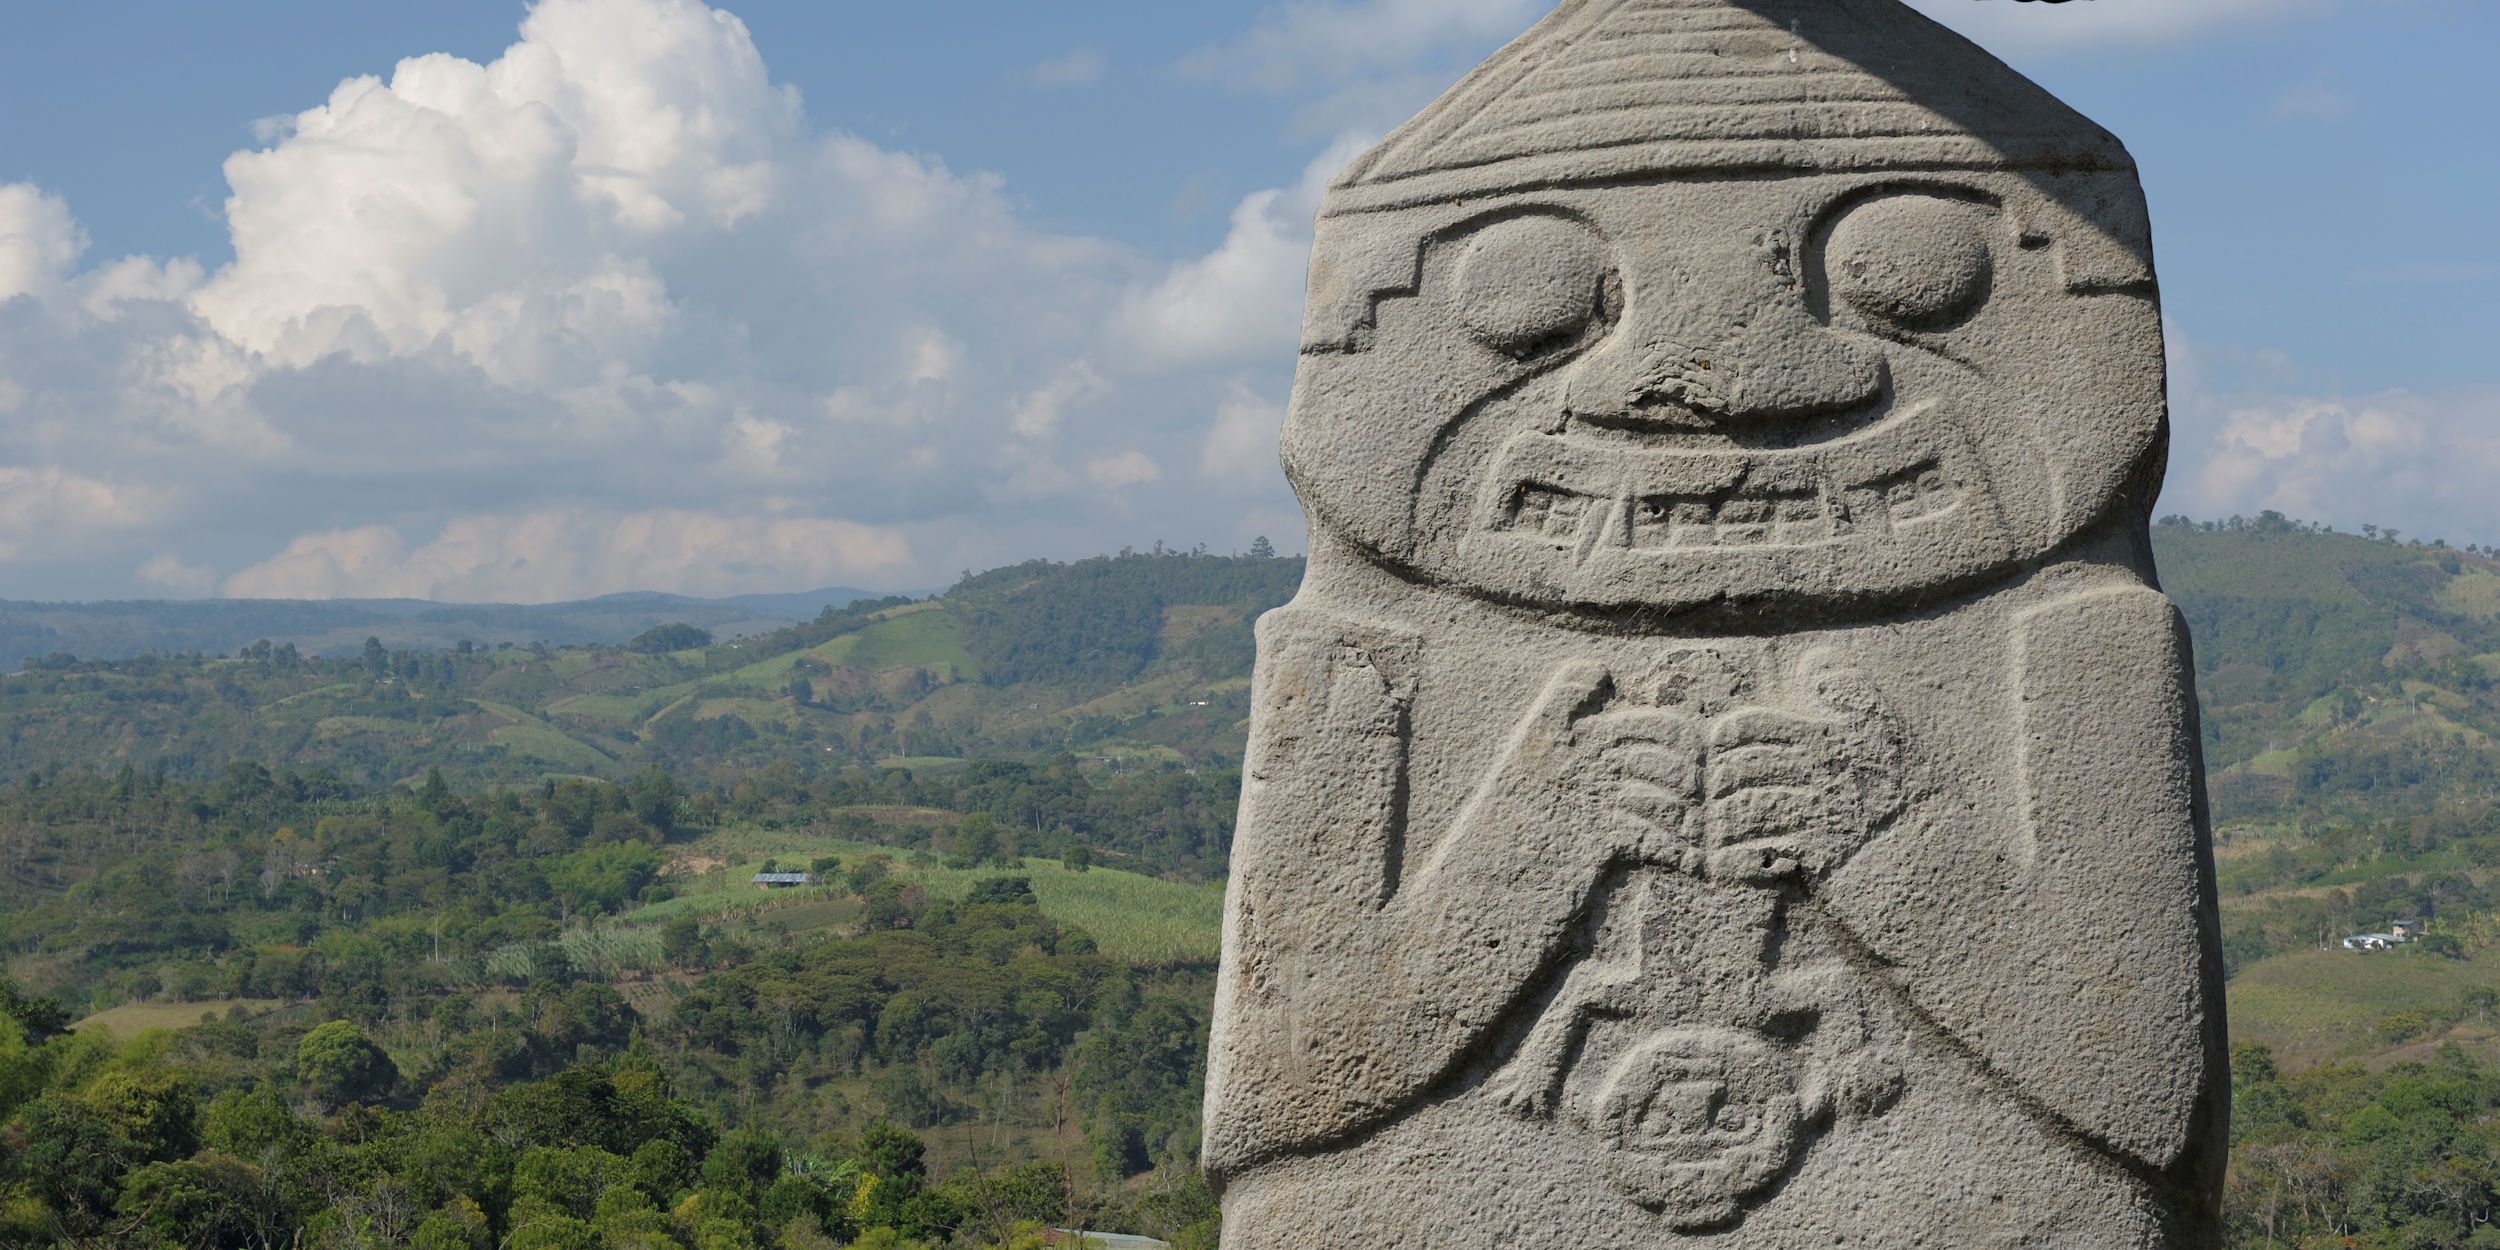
[483,720,615,772]
[544,692,649,726]
[873,755,971,772]
[642,826,1224,964]
[75,999,287,1038]
[2439,569,2500,622]
[841,610,978,679]
[899,856,1223,965]
[2228,944,2500,1070]
[312,716,424,742]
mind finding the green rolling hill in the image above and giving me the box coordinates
[0,585,892,664]
[10,520,2500,1245]
[0,553,1298,788]
[18,520,2500,1068]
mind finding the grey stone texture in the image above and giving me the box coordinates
[1201,0,2228,1244]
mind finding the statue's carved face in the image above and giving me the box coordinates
[1282,170,2165,622]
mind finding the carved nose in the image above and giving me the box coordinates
[1564,312,1886,427]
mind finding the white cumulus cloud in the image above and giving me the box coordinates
[136,553,221,598]
[1112,134,1370,372]
[188,0,795,374]
[0,467,162,562]
[222,508,912,603]
[0,0,1335,602]
[0,184,86,304]
[28,0,2397,605]
[1085,451,1164,491]
[1200,382,1285,486]
[1010,362,1109,441]
[2168,386,2500,545]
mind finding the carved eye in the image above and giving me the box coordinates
[1450,214,1613,360]
[1821,194,1997,331]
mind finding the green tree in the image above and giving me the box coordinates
[546,841,665,916]
[0,1016,47,1122]
[295,1020,397,1106]
[627,765,685,837]
[114,1152,272,1250]
[410,1198,492,1250]
[844,1231,931,1250]
[2466,985,2500,1026]
[82,1067,201,1163]
[700,1127,784,1198]
[504,1207,599,1250]
[0,977,69,1043]
[951,813,1000,869]
[628,623,713,654]
[625,1137,695,1207]
[964,876,1035,907]
[858,1118,927,1184]
[661,913,707,968]
[512,1144,626,1220]
[417,765,454,813]
[200,1085,304,1159]
[592,1185,674,1245]
[480,1065,713,1164]
[11,1095,135,1234]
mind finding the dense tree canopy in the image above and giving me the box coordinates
[4,527,2500,1246]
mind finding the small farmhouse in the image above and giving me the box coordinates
[2342,922,2421,952]
[751,871,816,889]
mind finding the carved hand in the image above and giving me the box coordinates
[1701,660,1904,884]
[1576,694,1707,872]
[1464,662,1704,876]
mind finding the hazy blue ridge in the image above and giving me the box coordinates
[0,585,894,661]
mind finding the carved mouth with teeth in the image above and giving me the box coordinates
[1449,402,2016,612]
[1485,402,1978,557]
[1504,458,1963,552]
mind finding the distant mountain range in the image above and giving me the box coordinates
[14,527,2500,1076]
[11,521,2497,817]
[0,586,893,661]
[0,551,1299,791]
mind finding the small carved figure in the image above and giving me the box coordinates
[1482,651,1908,1228]
[1204,1,2228,1246]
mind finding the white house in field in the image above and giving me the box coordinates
[2342,921,2421,951]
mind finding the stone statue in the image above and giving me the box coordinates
[1201,0,2228,1244]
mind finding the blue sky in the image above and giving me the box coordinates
[0,0,2492,601]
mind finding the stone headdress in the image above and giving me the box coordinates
[1326,0,2135,214]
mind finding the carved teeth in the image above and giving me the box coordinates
[1500,456,1964,554]
[1511,485,1597,541]
[1632,489,1831,550]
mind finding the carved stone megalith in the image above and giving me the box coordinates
[1202,1,2229,1244]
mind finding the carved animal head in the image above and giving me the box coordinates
[1282,0,2167,624]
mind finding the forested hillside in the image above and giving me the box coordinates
[11,523,2500,1247]
[0,550,1300,791]
[0,768,1222,1248]
[0,587,893,666]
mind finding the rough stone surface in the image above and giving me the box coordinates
[1202,0,2229,1244]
